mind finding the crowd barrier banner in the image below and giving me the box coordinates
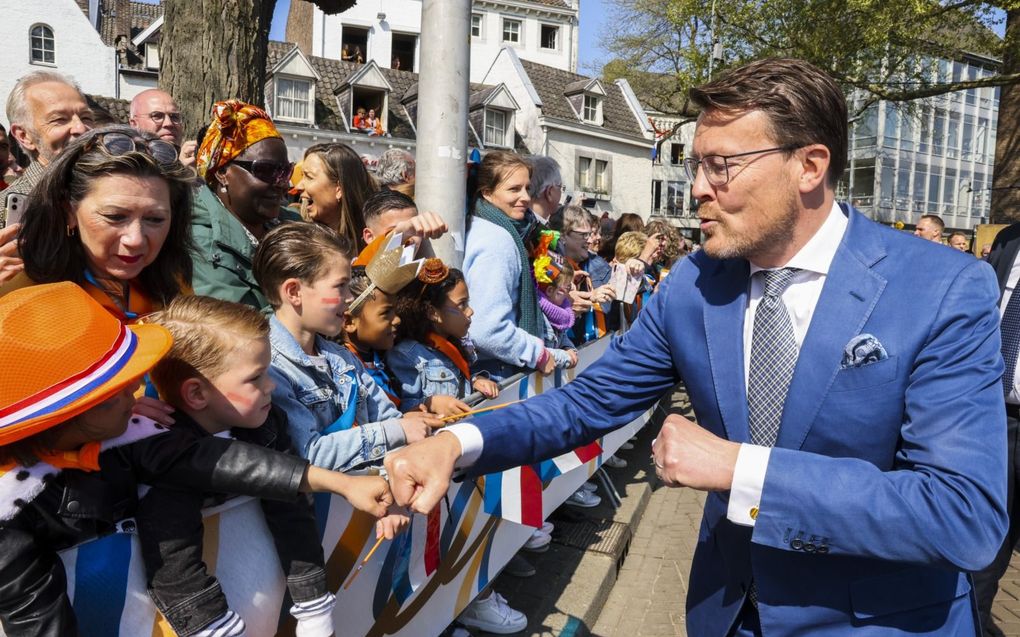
[7,334,652,637]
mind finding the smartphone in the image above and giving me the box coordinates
[4,192,27,227]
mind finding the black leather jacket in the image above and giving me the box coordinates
[0,419,308,637]
[137,407,327,636]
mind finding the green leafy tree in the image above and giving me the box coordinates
[602,0,1020,222]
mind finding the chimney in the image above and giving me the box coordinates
[286,0,314,56]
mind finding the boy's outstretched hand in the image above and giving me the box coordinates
[302,467,392,518]
[424,394,471,417]
[472,377,500,399]
[399,412,445,443]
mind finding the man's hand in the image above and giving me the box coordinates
[0,223,24,286]
[570,289,594,314]
[384,431,461,514]
[651,414,740,491]
[178,140,198,168]
[394,212,448,245]
[591,284,617,305]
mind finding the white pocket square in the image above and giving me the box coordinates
[841,334,888,369]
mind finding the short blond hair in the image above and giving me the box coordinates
[148,296,269,407]
[615,231,648,262]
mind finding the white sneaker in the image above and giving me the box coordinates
[603,454,627,469]
[523,528,551,552]
[565,487,601,508]
[458,593,527,634]
[580,481,598,493]
[541,521,554,535]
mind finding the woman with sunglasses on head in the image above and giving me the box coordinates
[0,125,193,320]
[192,100,297,311]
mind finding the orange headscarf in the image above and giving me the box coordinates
[196,100,282,183]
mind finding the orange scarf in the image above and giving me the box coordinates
[425,332,470,382]
[0,442,101,474]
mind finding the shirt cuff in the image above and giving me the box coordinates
[726,443,771,527]
[444,423,483,468]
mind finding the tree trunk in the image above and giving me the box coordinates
[159,0,276,141]
[990,8,1019,224]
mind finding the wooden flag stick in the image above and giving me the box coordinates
[343,534,386,590]
[438,400,521,424]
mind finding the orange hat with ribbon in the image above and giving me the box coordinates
[0,282,172,446]
[196,99,282,183]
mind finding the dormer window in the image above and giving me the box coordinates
[30,24,55,65]
[583,94,601,124]
[275,77,314,123]
[484,109,513,148]
[502,18,521,44]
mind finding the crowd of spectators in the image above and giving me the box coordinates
[0,68,694,637]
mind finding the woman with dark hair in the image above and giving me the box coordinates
[465,150,567,382]
[1,124,194,319]
[297,142,377,251]
[192,100,296,311]
[598,211,645,261]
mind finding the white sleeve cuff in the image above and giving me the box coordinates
[443,424,483,468]
[726,443,771,527]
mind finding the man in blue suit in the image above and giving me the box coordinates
[386,58,1008,635]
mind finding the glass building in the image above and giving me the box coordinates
[840,55,1000,230]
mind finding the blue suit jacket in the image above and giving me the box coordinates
[469,206,1008,636]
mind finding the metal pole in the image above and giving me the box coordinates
[415,0,471,268]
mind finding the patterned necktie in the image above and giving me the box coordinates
[747,268,801,447]
[1000,287,1020,395]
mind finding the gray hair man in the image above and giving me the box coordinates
[376,148,415,187]
[2,70,94,223]
[129,88,196,167]
[527,155,564,225]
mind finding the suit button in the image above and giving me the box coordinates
[803,543,816,553]
[790,539,804,550]
[66,500,81,513]
[817,545,829,554]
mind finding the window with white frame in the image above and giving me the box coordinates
[30,24,55,65]
[275,77,313,122]
[502,18,521,44]
[540,24,559,50]
[471,14,483,38]
[577,156,592,189]
[145,42,160,70]
[582,94,601,124]
[594,159,608,192]
[484,109,509,147]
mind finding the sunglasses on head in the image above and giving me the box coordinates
[231,159,294,186]
[91,132,179,166]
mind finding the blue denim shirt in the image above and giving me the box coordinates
[268,316,405,471]
[385,339,470,411]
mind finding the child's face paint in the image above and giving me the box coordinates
[205,338,275,431]
[296,259,352,338]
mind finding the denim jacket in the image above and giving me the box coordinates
[386,339,471,411]
[268,316,405,471]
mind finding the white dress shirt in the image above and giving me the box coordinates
[1000,251,1020,405]
[447,203,851,517]
[727,202,848,525]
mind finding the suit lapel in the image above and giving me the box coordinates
[702,259,751,443]
[776,209,887,450]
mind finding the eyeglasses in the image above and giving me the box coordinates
[567,228,595,241]
[91,132,179,166]
[683,145,798,186]
[231,160,295,186]
[146,111,183,125]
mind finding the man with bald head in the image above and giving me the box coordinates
[129,89,196,167]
